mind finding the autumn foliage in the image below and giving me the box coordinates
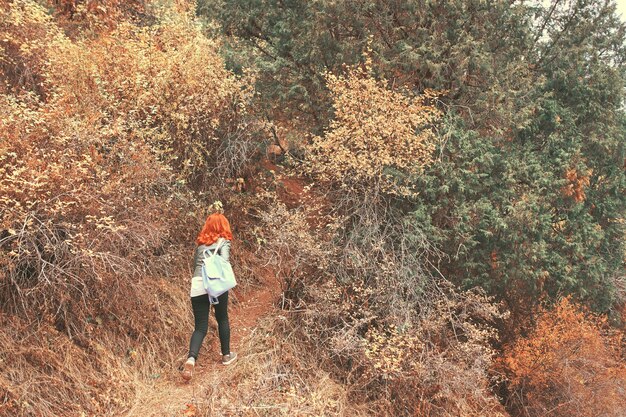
[503,297,626,417]
[307,49,441,196]
[0,1,257,415]
[562,167,592,203]
[1,0,254,307]
[2,0,626,416]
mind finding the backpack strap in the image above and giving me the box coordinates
[203,238,225,258]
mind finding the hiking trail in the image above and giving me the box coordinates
[126,164,312,417]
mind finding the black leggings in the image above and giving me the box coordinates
[188,291,230,359]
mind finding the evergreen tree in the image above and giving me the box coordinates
[199,0,626,313]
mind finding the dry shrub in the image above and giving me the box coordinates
[0,1,57,97]
[252,114,508,415]
[503,297,626,417]
[253,182,508,416]
[255,196,335,303]
[42,7,259,186]
[300,53,466,416]
[0,0,209,329]
[292,279,509,417]
[181,316,370,417]
[43,0,150,39]
[306,46,441,196]
[0,2,258,415]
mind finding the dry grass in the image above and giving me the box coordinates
[0,274,192,417]
[167,316,370,417]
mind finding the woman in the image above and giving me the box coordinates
[182,201,237,381]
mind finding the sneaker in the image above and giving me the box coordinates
[221,352,237,365]
[181,358,195,381]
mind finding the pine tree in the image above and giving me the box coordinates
[200,0,626,313]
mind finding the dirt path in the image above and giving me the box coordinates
[125,269,281,417]
[125,162,311,417]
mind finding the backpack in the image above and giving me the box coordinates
[201,238,237,303]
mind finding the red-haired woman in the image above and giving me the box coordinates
[182,201,237,381]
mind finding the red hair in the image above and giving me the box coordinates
[196,213,233,246]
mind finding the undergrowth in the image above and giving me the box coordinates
[0,2,261,415]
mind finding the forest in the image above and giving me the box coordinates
[0,0,625,416]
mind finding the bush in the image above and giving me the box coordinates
[502,297,626,417]
[0,2,259,415]
[254,181,509,416]
[306,49,441,197]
